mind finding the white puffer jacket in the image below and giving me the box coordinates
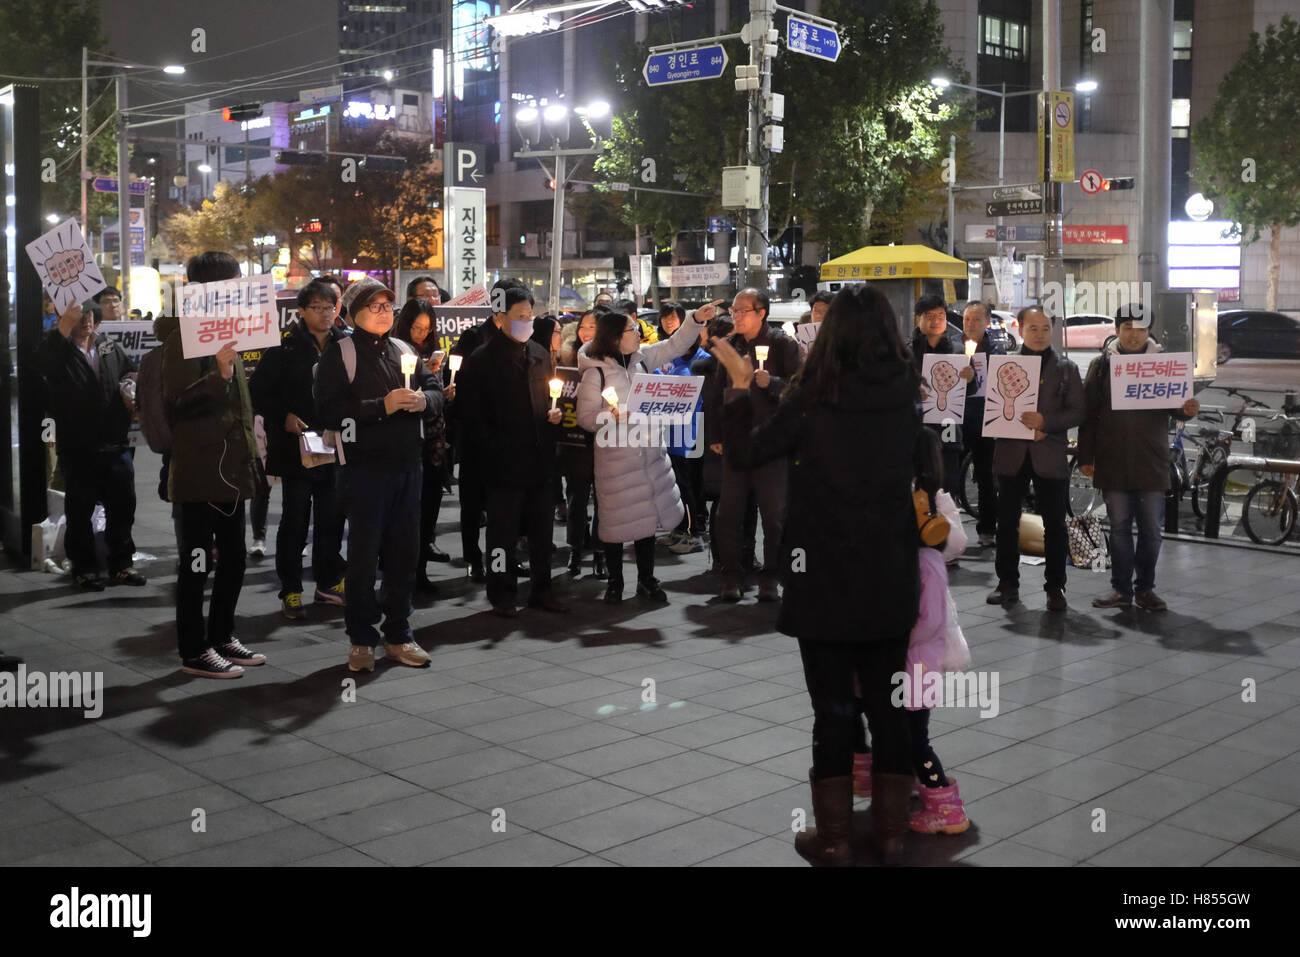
[576,315,707,543]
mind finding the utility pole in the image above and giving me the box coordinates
[116,74,131,315]
[1139,0,1175,343]
[742,0,775,292]
[946,134,956,257]
[1041,0,1065,352]
[81,46,89,230]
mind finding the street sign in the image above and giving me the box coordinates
[643,45,729,87]
[445,187,485,297]
[299,84,343,105]
[609,182,630,192]
[1045,90,1075,183]
[1080,168,1104,194]
[444,142,486,188]
[986,198,1043,217]
[92,177,150,196]
[658,263,730,287]
[991,184,1042,202]
[786,14,842,62]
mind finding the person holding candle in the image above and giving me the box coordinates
[456,282,567,618]
[654,302,711,554]
[394,298,454,589]
[706,288,802,602]
[558,310,602,577]
[576,301,719,603]
[960,300,1006,548]
[249,278,349,619]
[447,280,517,582]
[36,293,142,592]
[314,276,443,672]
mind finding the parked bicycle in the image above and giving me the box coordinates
[1185,387,1270,519]
[1241,409,1300,546]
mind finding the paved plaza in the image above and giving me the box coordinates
[1,448,1299,867]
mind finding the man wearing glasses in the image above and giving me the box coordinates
[707,288,802,602]
[314,277,444,673]
[250,279,349,620]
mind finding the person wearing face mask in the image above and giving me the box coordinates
[456,283,567,618]
[576,300,719,603]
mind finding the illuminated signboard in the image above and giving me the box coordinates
[1168,220,1240,291]
[293,105,332,122]
[344,101,397,120]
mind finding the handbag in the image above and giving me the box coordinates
[940,589,971,672]
[1067,514,1108,569]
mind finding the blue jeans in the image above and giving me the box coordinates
[1104,490,1165,598]
[341,466,421,647]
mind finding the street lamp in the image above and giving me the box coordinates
[81,50,186,314]
[514,97,609,315]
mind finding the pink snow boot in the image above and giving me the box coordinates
[909,777,970,835]
[852,752,872,797]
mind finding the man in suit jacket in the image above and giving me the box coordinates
[987,307,1085,612]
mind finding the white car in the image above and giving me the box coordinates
[1064,313,1115,351]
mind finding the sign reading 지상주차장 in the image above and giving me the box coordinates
[179,275,279,358]
[1109,352,1194,410]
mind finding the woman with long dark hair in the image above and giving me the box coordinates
[393,297,451,593]
[711,284,922,866]
[576,301,718,602]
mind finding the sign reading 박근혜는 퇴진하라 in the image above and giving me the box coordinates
[1109,352,1194,410]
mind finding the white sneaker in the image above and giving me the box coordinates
[248,539,266,558]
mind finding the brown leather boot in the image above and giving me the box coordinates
[794,771,855,867]
[871,771,914,866]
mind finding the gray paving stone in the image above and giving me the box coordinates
[603,750,743,796]
[511,721,637,760]
[542,797,697,853]
[502,780,643,831]
[9,838,146,868]
[162,823,343,866]
[1165,789,1295,844]
[117,804,290,861]
[436,831,589,867]
[1092,772,1220,821]
[657,766,798,815]
[700,726,810,764]
[695,835,805,867]
[353,728,487,772]
[309,791,476,845]
[1243,810,1300,861]
[1158,744,1276,788]
[957,741,1080,785]
[601,817,763,866]
[963,784,1080,841]
[438,761,588,810]
[265,773,423,823]
[554,736,684,777]
[1086,822,1235,866]
[651,712,774,749]
[713,783,810,837]
[357,812,500,865]
[462,706,591,746]
[393,746,537,791]
[226,755,378,803]
[77,784,250,838]
[960,839,1075,867]
[1021,757,1147,802]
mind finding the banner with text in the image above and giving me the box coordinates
[1109,352,1194,410]
[179,275,279,358]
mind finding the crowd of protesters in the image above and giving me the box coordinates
[30,252,1202,864]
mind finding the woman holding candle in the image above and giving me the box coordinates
[576,301,720,603]
[395,298,453,590]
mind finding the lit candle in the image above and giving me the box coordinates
[964,340,977,358]
[754,344,769,370]
[400,352,417,390]
[601,386,619,411]
[548,378,563,410]
[448,353,463,384]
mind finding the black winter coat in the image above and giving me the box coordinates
[707,326,802,429]
[36,328,137,464]
[313,327,443,473]
[458,331,559,488]
[249,321,348,479]
[722,361,922,643]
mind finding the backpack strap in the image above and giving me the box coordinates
[339,336,357,383]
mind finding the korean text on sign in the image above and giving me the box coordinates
[179,275,280,358]
[1109,352,1194,410]
[627,374,704,422]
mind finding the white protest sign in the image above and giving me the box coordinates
[25,219,108,312]
[97,320,160,364]
[447,282,490,307]
[179,275,279,358]
[1109,352,1194,410]
[971,352,988,398]
[921,354,969,424]
[795,322,820,353]
[982,354,1041,440]
[627,373,704,422]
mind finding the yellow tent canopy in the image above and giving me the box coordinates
[819,245,967,282]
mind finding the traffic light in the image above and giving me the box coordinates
[222,103,263,122]
[276,150,326,166]
[1103,176,1135,191]
[360,155,406,173]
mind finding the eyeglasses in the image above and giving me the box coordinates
[366,300,395,314]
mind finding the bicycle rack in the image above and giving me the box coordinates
[1203,454,1300,539]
